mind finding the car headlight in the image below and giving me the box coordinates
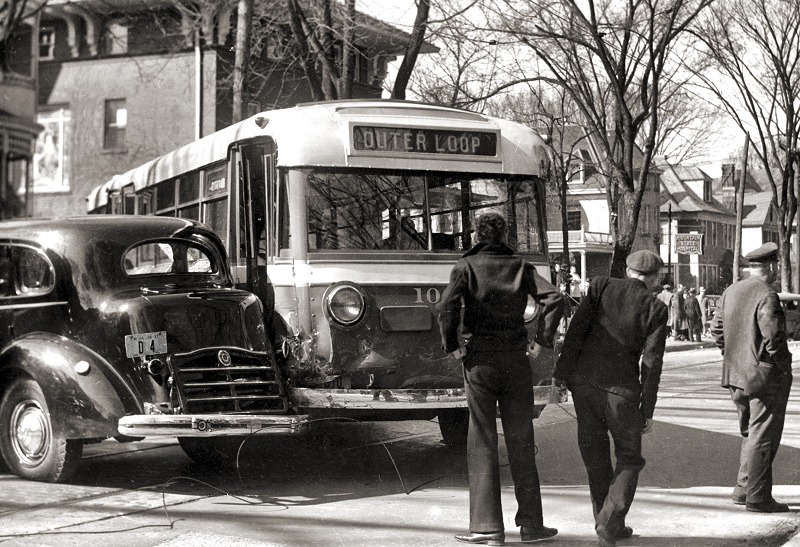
[326,284,365,326]
[523,295,540,323]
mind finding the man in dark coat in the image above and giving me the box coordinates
[553,250,668,547]
[709,242,793,513]
[438,211,564,545]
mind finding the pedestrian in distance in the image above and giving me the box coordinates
[438,211,565,546]
[698,287,711,337]
[683,288,703,342]
[553,250,668,547]
[656,284,673,331]
[709,242,793,513]
[672,284,685,340]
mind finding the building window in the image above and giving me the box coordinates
[40,27,55,60]
[566,209,582,230]
[246,101,261,118]
[33,108,71,193]
[104,99,127,150]
[105,22,128,55]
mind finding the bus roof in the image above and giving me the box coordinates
[88,100,549,211]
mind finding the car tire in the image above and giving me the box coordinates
[178,437,246,468]
[438,409,469,447]
[0,377,82,483]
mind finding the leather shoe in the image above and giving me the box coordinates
[732,494,746,505]
[520,525,558,542]
[746,499,790,513]
[610,525,633,539]
[595,525,617,547]
[454,531,505,545]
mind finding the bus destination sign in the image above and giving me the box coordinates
[352,125,497,156]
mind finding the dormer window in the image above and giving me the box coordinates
[40,28,55,60]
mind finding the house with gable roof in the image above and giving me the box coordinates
[546,125,661,287]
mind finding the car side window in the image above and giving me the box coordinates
[123,240,215,276]
[0,245,55,297]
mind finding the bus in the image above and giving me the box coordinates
[87,100,562,447]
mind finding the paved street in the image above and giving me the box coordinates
[0,342,798,546]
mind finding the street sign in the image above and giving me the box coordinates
[675,234,703,255]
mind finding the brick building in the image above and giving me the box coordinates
[8,0,429,217]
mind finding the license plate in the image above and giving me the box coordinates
[125,331,167,358]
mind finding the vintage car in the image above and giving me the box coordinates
[0,216,306,482]
[779,293,800,340]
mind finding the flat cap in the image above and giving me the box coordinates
[626,249,663,275]
[744,242,778,263]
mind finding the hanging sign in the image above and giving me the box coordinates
[675,234,703,255]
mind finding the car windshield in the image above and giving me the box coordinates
[123,239,217,276]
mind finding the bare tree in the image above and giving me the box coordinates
[489,86,589,268]
[483,0,714,277]
[0,0,46,71]
[692,0,800,291]
[645,80,722,163]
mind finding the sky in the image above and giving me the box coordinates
[354,1,743,171]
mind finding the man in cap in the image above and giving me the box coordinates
[554,250,668,547]
[710,242,793,512]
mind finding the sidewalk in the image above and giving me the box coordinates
[665,335,717,353]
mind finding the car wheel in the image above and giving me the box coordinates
[178,437,246,468]
[0,377,82,482]
[438,409,469,447]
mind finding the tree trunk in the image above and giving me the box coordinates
[609,190,637,278]
[391,0,430,99]
[232,0,253,123]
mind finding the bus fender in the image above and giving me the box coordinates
[0,333,127,439]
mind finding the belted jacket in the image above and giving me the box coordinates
[437,242,564,354]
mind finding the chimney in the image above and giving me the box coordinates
[720,163,736,211]
[721,164,735,188]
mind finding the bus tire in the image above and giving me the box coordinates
[0,377,82,483]
[438,409,469,447]
[178,437,245,468]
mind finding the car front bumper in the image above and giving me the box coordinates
[118,413,309,437]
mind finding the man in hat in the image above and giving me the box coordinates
[554,250,668,547]
[710,242,793,512]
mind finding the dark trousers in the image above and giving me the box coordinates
[571,385,645,534]
[730,378,792,503]
[463,349,543,532]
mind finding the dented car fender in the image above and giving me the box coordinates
[0,332,128,439]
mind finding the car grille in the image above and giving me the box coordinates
[168,347,288,414]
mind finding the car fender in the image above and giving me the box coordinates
[0,332,129,439]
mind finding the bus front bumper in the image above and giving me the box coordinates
[289,384,565,410]
[118,413,310,437]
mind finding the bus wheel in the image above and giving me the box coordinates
[178,437,245,468]
[0,378,82,483]
[438,409,469,447]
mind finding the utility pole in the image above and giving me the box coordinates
[733,135,749,283]
[667,203,672,284]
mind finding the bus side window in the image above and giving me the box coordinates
[277,176,291,257]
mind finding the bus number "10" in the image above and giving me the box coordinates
[414,287,441,304]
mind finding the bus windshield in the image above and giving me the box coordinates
[307,170,544,254]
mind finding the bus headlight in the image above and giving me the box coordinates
[523,295,540,323]
[326,284,365,326]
